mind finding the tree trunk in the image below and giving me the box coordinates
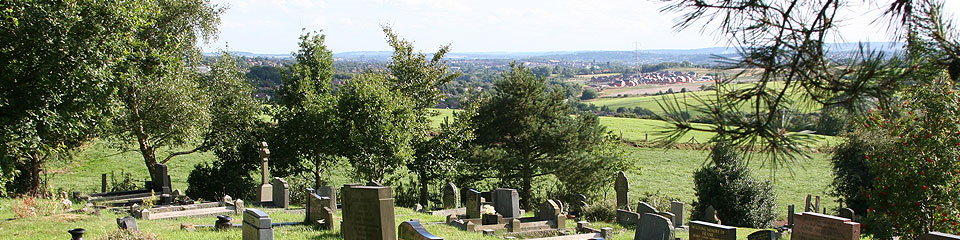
[26,154,43,196]
[520,168,533,210]
[418,170,429,207]
[126,89,161,185]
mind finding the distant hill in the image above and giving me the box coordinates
[205,42,903,64]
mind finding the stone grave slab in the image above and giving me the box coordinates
[636,213,674,240]
[747,229,780,240]
[637,201,657,215]
[689,220,736,240]
[670,201,685,227]
[536,200,561,221]
[494,188,521,218]
[117,216,137,231]
[442,183,458,209]
[615,171,628,209]
[317,186,337,213]
[702,205,719,224]
[464,189,481,219]
[341,184,396,240]
[792,212,860,240]
[839,208,854,220]
[399,220,443,240]
[242,208,273,240]
[616,209,639,226]
[271,177,289,209]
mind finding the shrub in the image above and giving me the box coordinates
[830,129,885,219]
[638,191,680,212]
[110,170,138,192]
[97,229,159,240]
[580,89,598,100]
[11,196,70,218]
[186,161,256,201]
[691,143,777,228]
[581,198,617,222]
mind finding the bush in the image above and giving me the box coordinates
[580,88,598,100]
[691,143,777,228]
[830,129,885,219]
[110,170,138,192]
[581,198,617,222]
[186,161,256,201]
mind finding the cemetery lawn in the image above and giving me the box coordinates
[8,129,843,239]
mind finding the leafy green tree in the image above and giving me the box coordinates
[692,142,777,228]
[581,88,599,100]
[468,63,627,208]
[381,26,460,204]
[335,73,417,182]
[272,31,339,188]
[0,0,136,195]
[109,0,223,184]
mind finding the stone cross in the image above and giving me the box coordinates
[257,142,273,204]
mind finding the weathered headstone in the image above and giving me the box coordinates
[690,220,736,240]
[921,232,960,240]
[637,201,657,215]
[102,174,108,193]
[702,205,719,224]
[814,196,821,213]
[399,220,443,240]
[242,208,273,240]
[792,212,860,240]
[442,183,458,209]
[493,188,521,218]
[670,201,685,227]
[306,190,337,230]
[316,186,337,213]
[117,216,138,231]
[536,200,561,221]
[804,194,812,212]
[341,184,396,240]
[616,209,640,226]
[464,189,481,219]
[271,177,289,209]
[234,199,245,215]
[615,171,629,209]
[838,208,854,220]
[635,213,675,240]
[787,205,795,226]
[257,142,273,204]
[658,212,676,224]
[747,229,780,240]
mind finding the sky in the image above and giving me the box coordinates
[202,0,960,54]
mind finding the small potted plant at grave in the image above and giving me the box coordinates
[481,205,501,225]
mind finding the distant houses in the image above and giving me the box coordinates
[589,71,714,89]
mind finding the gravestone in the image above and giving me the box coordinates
[747,229,780,240]
[536,200,561,221]
[442,183,458,209]
[271,177,289,209]
[493,188,521,218]
[306,190,337,230]
[616,209,640,226]
[256,142,273,204]
[341,184,396,240]
[804,194,812,212]
[670,201,685,227]
[637,201,657,215]
[635,213,674,240]
[399,220,443,240]
[615,171,629,209]
[921,232,960,240]
[838,208,854,220]
[702,205,720,224]
[117,216,138,231]
[689,220,736,240]
[242,208,273,240]
[464,189,481,219]
[814,196,821,213]
[792,212,860,240]
[316,186,337,214]
[787,205,795,226]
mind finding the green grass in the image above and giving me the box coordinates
[587,81,823,116]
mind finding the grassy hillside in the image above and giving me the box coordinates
[587,81,823,116]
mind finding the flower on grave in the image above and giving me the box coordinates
[481,204,496,215]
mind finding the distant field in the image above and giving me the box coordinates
[587,81,823,116]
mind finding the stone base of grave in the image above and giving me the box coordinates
[422,207,465,216]
[523,233,603,240]
[137,200,244,220]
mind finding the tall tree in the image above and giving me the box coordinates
[0,0,136,195]
[109,0,223,184]
[469,63,627,209]
[272,31,339,188]
[381,26,461,205]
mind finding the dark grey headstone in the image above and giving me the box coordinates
[306,190,336,229]
[615,171,629,209]
[690,220,736,240]
[838,208,854,220]
[636,213,674,240]
[814,196,821,213]
[242,208,273,240]
[341,184,396,240]
[670,201,685,227]
[399,221,443,240]
[787,205,795,226]
[804,194,812,212]
[536,200,560,221]
[464,189,481,219]
[702,205,719,224]
[117,216,137,231]
[637,201,657,215]
[271,177,289,209]
[493,188,520,218]
[616,209,639,226]
[442,183,458,209]
[747,229,780,240]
